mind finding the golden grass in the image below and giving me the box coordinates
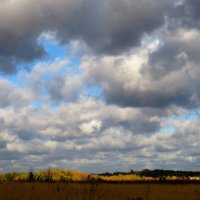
[0,169,89,182]
[1,169,199,183]
[98,174,157,182]
[46,169,89,181]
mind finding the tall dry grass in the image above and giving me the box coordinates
[0,183,200,200]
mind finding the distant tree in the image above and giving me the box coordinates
[28,169,35,182]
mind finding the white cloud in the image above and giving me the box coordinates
[1,0,200,173]
[79,120,102,135]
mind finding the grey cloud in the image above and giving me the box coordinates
[58,0,172,55]
[0,98,167,171]
[0,79,34,107]
[142,42,185,79]
[0,0,173,74]
[154,144,178,153]
[186,0,200,20]
[143,28,200,79]
[2,0,200,174]
[171,0,200,28]
[15,130,40,141]
[0,80,18,107]
[0,58,17,74]
[1,100,200,172]
[0,117,4,124]
[0,149,26,162]
[139,28,200,108]
[46,75,83,102]
[23,58,84,103]
[82,26,200,108]
[99,107,164,134]
[0,33,46,61]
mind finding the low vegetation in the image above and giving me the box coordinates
[1,169,200,200]
[0,169,89,182]
[0,169,200,183]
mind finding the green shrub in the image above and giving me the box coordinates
[5,172,17,181]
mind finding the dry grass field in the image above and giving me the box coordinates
[0,183,200,200]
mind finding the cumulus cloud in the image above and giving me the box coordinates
[1,100,200,172]
[0,0,174,74]
[82,27,200,108]
[17,58,84,103]
[0,96,170,172]
[0,79,34,107]
[1,0,200,172]
[79,120,102,135]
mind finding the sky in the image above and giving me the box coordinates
[0,0,200,173]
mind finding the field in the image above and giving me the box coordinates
[1,183,200,200]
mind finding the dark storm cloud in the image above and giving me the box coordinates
[0,0,173,74]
